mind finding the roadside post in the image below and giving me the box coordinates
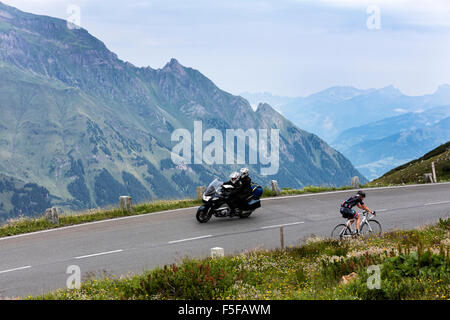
[119,196,133,212]
[45,207,59,224]
[431,162,437,183]
[271,180,281,196]
[196,186,206,199]
[280,227,285,249]
[211,247,224,258]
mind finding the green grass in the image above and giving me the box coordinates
[0,199,202,238]
[31,218,450,300]
[261,184,356,198]
[280,185,354,195]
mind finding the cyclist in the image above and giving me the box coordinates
[340,191,375,235]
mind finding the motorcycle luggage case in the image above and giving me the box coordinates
[247,199,261,210]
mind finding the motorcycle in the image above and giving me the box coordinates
[196,178,262,223]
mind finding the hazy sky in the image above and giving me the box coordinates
[3,0,450,97]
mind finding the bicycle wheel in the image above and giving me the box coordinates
[360,220,382,237]
[331,224,352,240]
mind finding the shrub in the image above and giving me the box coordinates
[342,250,449,300]
[289,239,349,258]
[262,187,277,197]
[130,257,242,299]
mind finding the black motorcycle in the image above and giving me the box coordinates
[196,178,261,223]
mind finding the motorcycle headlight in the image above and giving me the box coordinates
[202,194,211,201]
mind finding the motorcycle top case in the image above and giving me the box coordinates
[251,183,263,199]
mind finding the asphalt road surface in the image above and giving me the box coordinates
[0,183,449,298]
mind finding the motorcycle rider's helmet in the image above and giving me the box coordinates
[230,171,240,183]
[357,190,366,198]
[240,167,249,179]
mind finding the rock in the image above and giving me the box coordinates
[45,207,59,224]
[340,272,359,285]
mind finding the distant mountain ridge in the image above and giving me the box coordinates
[0,2,365,217]
[239,92,295,110]
[277,84,450,142]
[332,106,450,179]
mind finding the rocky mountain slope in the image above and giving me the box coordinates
[0,173,52,222]
[369,141,450,185]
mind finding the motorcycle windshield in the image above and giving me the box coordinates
[204,178,223,196]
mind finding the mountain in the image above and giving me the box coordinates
[278,85,450,143]
[0,2,366,217]
[332,106,450,179]
[0,173,53,222]
[239,92,295,110]
[368,141,450,185]
[333,106,450,151]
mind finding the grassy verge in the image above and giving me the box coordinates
[368,142,450,186]
[0,199,202,238]
[261,185,355,197]
[33,218,449,300]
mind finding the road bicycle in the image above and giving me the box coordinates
[331,210,381,240]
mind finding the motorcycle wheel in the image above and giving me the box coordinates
[196,207,212,223]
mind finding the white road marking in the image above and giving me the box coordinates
[168,235,212,244]
[0,265,31,274]
[424,200,450,206]
[74,249,123,260]
[260,221,304,229]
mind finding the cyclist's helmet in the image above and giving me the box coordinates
[230,171,240,183]
[240,167,249,178]
[357,190,366,198]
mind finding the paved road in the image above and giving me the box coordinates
[0,183,449,298]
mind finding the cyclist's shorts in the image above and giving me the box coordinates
[340,207,358,219]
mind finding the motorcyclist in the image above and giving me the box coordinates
[225,168,253,216]
[222,171,242,216]
[237,168,253,200]
[223,171,240,188]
